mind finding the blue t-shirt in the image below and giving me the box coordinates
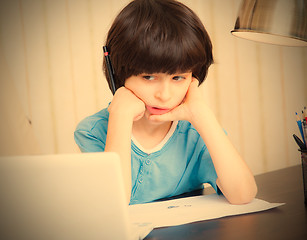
[74,107,220,204]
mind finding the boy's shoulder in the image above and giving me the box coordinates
[177,120,199,135]
[75,107,109,133]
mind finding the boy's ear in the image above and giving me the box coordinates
[191,74,200,86]
[191,77,200,87]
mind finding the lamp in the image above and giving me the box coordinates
[231,0,307,47]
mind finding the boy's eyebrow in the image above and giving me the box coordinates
[176,72,191,75]
[173,72,192,76]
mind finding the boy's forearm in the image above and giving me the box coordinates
[190,104,257,204]
[105,112,133,204]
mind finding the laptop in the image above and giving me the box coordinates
[0,152,153,240]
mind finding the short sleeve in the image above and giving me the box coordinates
[74,130,105,152]
[74,108,109,152]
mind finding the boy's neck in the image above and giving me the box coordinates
[132,117,173,150]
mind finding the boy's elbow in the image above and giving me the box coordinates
[228,183,258,205]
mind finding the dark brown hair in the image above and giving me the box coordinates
[103,0,213,91]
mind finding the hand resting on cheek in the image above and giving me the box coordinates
[108,87,146,122]
[149,78,204,123]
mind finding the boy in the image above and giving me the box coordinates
[74,0,257,205]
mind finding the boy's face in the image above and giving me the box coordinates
[125,72,192,119]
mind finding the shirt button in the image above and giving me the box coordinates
[138,177,143,183]
[145,159,151,165]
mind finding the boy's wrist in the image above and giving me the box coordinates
[108,108,135,123]
[108,102,136,123]
[188,100,214,127]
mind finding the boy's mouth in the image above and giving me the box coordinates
[146,106,171,115]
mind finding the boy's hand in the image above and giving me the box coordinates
[149,78,206,124]
[108,87,146,121]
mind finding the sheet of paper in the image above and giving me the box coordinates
[128,194,284,228]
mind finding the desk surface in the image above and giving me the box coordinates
[144,165,307,240]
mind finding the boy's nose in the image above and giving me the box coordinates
[155,82,171,102]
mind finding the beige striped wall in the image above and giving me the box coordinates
[0,0,306,175]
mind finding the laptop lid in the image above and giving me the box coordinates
[0,152,130,240]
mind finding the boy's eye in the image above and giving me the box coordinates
[142,75,155,81]
[173,76,186,81]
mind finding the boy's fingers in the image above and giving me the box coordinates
[149,105,186,122]
[149,112,174,122]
